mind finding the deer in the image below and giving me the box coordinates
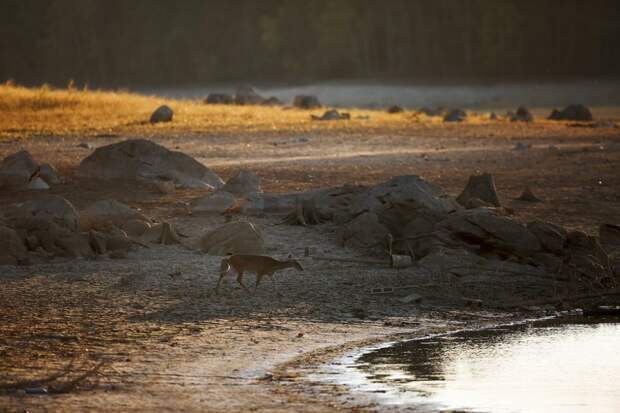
[215,254,304,295]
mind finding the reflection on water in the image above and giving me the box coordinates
[321,319,620,413]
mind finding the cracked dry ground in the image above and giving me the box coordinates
[1,121,619,412]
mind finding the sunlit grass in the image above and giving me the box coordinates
[0,83,497,140]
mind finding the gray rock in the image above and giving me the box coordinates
[8,195,79,231]
[0,226,27,265]
[27,177,50,190]
[77,139,223,189]
[387,105,404,114]
[293,95,321,109]
[205,93,234,104]
[510,106,534,122]
[457,173,501,208]
[79,199,149,231]
[548,104,593,121]
[39,163,60,185]
[234,86,265,105]
[443,109,467,122]
[201,221,265,255]
[190,191,237,214]
[339,212,389,250]
[220,170,261,196]
[527,221,567,255]
[150,105,173,123]
[311,110,350,121]
[0,150,39,189]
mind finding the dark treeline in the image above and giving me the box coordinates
[1,0,619,87]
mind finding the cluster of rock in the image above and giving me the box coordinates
[204,86,325,110]
[311,109,351,121]
[275,174,618,285]
[0,151,60,190]
[548,104,593,121]
[0,196,154,264]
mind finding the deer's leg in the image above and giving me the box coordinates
[236,270,251,294]
[254,272,266,294]
[216,263,230,294]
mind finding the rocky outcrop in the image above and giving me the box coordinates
[79,199,149,231]
[77,139,223,189]
[0,151,60,190]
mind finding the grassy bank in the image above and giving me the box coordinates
[0,83,431,140]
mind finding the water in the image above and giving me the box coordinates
[318,318,620,412]
[139,80,620,111]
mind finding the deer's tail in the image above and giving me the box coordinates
[219,257,231,275]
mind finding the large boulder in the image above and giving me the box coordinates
[220,170,261,196]
[150,105,173,123]
[201,221,265,255]
[548,104,593,121]
[293,95,321,109]
[234,86,265,105]
[39,163,60,185]
[0,226,28,265]
[77,139,223,189]
[0,150,39,189]
[79,199,149,231]
[7,195,79,231]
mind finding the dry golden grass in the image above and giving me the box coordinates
[0,84,484,140]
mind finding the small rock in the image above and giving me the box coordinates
[234,86,265,105]
[548,104,593,121]
[399,292,422,304]
[510,106,534,122]
[514,142,531,151]
[149,105,173,123]
[205,93,234,104]
[25,387,48,395]
[387,105,404,114]
[77,142,93,149]
[517,186,543,202]
[443,108,467,122]
[311,109,350,121]
[293,95,321,109]
[27,177,50,190]
[155,180,176,194]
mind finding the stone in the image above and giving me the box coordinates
[0,226,27,265]
[155,179,176,194]
[262,96,282,106]
[339,212,389,250]
[311,110,350,121]
[7,195,79,231]
[517,186,543,202]
[293,95,321,109]
[0,150,39,189]
[599,223,620,252]
[387,105,404,114]
[457,173,501,207]
[201,221,265,255]
[149,105,173,123]
[443,109,467,122]
[39,163,60,185]
[26,177,50,190]
[527,221,567,255]
[220,170,261,196]
[510,106,534,122]
[121,218,151,237]
[190,191,237,214]
[205,93,234,104]
[548,104,593,121]
[79,199,149,231]
[234,86,265,105]
[77,139,223,189]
